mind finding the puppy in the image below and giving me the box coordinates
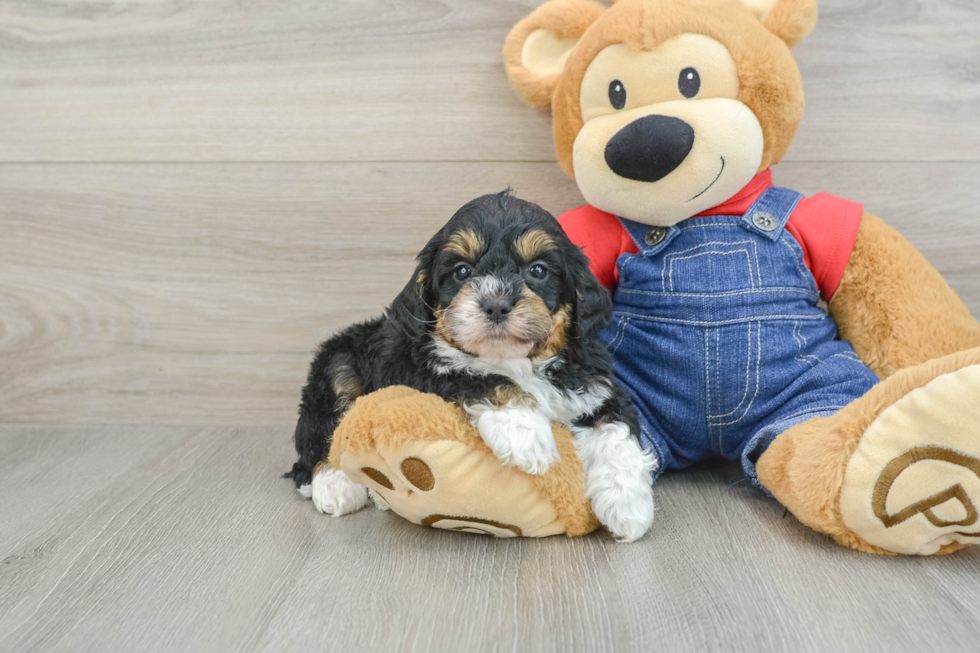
[286,192,656,541]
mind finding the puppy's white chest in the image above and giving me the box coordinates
[510,370,574,421]
[431,340,610,424]
[487,358,608,425]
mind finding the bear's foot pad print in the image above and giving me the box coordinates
[841,365,980,555]
[340,440,562,538]
[328,386,601,538]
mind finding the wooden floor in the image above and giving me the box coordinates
[0,425,978,652]
[2,0,979,651]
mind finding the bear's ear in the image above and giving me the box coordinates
[738,0,818,48]
[504,0,606,108]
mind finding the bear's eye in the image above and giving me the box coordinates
[678,67,700,98]
[608,79,626,110]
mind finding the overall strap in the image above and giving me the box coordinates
[740,186,804,241]
[617,218,682,257]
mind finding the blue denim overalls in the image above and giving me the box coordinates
[601,187,879,491]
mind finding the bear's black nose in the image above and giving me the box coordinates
[604,115,695,183]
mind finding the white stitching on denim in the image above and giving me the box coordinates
[678,222,743,230]
[611,311,829,326]
[618,253,644,287]
[791,321,812,367]
[795,322,822,364]
[608,316,630,356]
[791,321,820,367]
[660,241,754,288]
[709,323,755,421]
[639,423,666,472]
[661,241,760,259]
[704,329,712,436]
[778,233,818,294]
[640,417,667,480]
[607,316,623,355]
[660,241,759,292]
[710,320,762,427]
[607,316,622,354]
[714,329,721,426]
[715,329,726,446]
[666,249,757,291]
[617,287,819,300]
[830,352,862,363]
[768,406,847,426]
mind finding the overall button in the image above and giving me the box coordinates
[752,211,778,232]
[645,226,668,245]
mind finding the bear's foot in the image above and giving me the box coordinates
[839,363,980,555]
[758,348,980,555]
[327,386,602,538]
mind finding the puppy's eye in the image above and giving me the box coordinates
[453,264,473,282]
[608,79,626,110]
[528,264,548,280]
[678,67,700,99]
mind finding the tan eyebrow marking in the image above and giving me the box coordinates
[515,229,555,261]
[443,230,485,260]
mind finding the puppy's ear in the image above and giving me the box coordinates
[567,247,612,341]
[389,232,441,335]
[737,0,818,48]
[504,0,605,108]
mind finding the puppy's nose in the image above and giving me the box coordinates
[604,114,695,183]
[481,299,514,324]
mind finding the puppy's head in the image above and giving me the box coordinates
[398,192,610,360]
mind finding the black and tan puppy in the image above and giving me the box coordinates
[287,192,656,541]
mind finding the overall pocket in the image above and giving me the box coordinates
[661,240,763,294]
[705,321,762,456]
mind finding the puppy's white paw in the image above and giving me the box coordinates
[310,465,370,517]
[574,422,657,543]
[368,488,391,511]
[468,403,559,475]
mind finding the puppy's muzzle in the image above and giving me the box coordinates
[480,298,514,324]
[604,114,695,183]
[471,276,521,326]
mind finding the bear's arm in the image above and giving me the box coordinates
[828,212,980,379]
[558,205,634,290]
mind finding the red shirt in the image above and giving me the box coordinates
[558,170,863,301]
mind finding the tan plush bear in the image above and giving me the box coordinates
[501,0,980,554]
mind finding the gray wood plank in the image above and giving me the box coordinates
[1,425,978,653]
[1,161,977,426]
[0,0,977,163]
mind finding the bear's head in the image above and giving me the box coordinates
[504,0,817,226]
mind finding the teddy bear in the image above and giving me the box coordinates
[498,0,980,554]
[319,0,980,554]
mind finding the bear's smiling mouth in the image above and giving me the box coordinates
[688,156,726,202]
